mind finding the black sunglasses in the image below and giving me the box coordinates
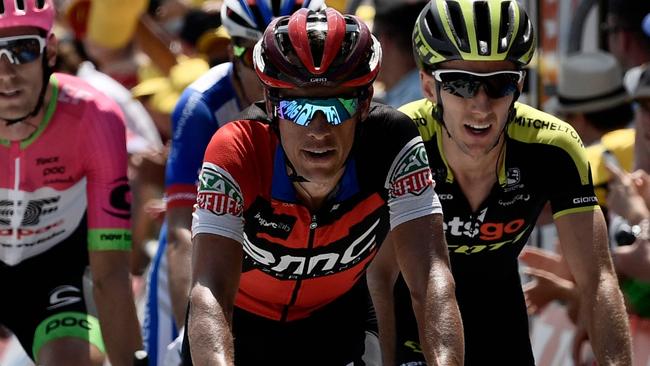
[432,69,524,99]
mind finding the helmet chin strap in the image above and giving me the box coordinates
[3,52,51,127]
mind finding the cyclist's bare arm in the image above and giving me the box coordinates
[367,233,400,366]
[188,233,242,366]
[556,210,632,365]
[166,206,194,328]
[89,251,142,366]
[391,214,464,365]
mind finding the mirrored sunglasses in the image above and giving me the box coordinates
[432,69,524,99]
[272,96,360,126]
[233,44,255,69]
[0,35,46,65]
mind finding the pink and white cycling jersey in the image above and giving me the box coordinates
[0,73,131,266]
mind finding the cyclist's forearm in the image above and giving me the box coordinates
[167,226,193,328]
[582,272,632,365]
[188,284,235,366]
[418,262,464,366]
[93,270,142,366]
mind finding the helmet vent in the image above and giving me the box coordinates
[15,0,24,11]
[498,1,513,53]
[227,8,250,28]
[446,1,470,53]
[249,5,267,29]
[473,1,491,55]
[424,10,443,45]
[308,29,325,68]
[0,1,4,14]
[36,0,45,8]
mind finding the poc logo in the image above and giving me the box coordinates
[438,194,453,200]
[46,316,92,334]
[573,196,597,204]
[43,166,65,176]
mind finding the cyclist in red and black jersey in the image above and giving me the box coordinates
[183,7,464,366]
[369,0,632,365]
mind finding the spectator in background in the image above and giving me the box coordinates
[372,1,426,108]
[605,0,650,70]
[522,61,650,364]
[544,51,633,146]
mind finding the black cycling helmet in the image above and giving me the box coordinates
[413,0,535,70]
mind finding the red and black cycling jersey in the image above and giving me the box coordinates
[398,99,600,364]
[192,102,441,322]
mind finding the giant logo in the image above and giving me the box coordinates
[196,163,243,216]
[102,177,131,220]
[387,140,433,198]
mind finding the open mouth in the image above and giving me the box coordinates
[303,148,336,159]
[0,89,20,97]
[464,123,492,134]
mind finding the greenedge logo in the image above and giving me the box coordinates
[389,142,432,198]
[197,164,243,216]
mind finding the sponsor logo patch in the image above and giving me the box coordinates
[387,139,433,198]
[103,177,131,220]
[197,163,243,216]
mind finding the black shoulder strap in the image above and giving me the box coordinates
[236,101,270,123]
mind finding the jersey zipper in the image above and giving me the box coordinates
[8,142,23,263]
[280,214,318,322]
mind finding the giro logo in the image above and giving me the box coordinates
[243,219,380,280]
[573,196,597,204]
[387,139,432,198]
[197,163,243,216]
[0,197,60,226]
[47,285,81,310]
[103,177,131,220]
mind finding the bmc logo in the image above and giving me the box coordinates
[46,316,92,334]
[243,219,380,279]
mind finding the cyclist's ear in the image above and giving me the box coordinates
[359,85,373,121]
[420,70,437,101]
[46,33,57,68]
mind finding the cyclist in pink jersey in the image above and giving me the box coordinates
[0,0,143,365]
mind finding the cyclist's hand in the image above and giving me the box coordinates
[520,246,573,281]
[607,165,650,224]
[522,266,575,315]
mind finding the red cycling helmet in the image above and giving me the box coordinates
[253,7,382,89]
[0,0,55,34]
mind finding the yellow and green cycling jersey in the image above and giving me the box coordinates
[397,98,599,364]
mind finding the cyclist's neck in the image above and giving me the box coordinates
[0,84,52,142]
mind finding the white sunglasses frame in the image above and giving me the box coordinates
[0,35,46,65]
[431,69,526,84]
